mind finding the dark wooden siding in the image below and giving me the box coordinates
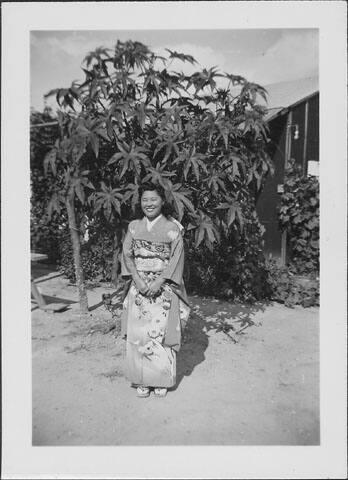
[290,101,306,168]
[306,94,319,162]
[256,114,287,257]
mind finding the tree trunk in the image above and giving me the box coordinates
[111,231,121,287]
[66,189,89,313]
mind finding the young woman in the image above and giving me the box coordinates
[120,183,190,398]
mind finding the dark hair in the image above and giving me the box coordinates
[138,182,166,201]
[135,182,174,218]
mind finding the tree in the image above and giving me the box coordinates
[42,39,273,310]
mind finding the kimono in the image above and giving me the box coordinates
[121,215,190,388]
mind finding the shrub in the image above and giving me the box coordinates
[278,159,319,275]
[266,258,319,307]
[30,204,62,263]
[186,194,272,302]
[30,109,61,262]
[58,228,115,283]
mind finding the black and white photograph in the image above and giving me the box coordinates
[2,1,347,478]
[30,27,321,446]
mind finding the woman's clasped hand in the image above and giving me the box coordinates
[134,275,164,297]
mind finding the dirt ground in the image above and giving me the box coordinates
[32,263,319,446]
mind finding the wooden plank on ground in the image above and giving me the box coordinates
[42,303,69,313]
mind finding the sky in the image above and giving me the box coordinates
[30,29,319,112]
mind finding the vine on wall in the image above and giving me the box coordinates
[278,159,319,275]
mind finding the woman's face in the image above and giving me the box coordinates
[141,190,164,220]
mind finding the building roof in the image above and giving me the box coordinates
[263,76,319,121]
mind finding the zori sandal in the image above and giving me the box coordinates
[154,387,167,398]
[136,386,150,398]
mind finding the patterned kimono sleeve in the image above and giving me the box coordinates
[121,222,138,279]
[160,227,184,286]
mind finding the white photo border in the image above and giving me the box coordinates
[2,1,347,478]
